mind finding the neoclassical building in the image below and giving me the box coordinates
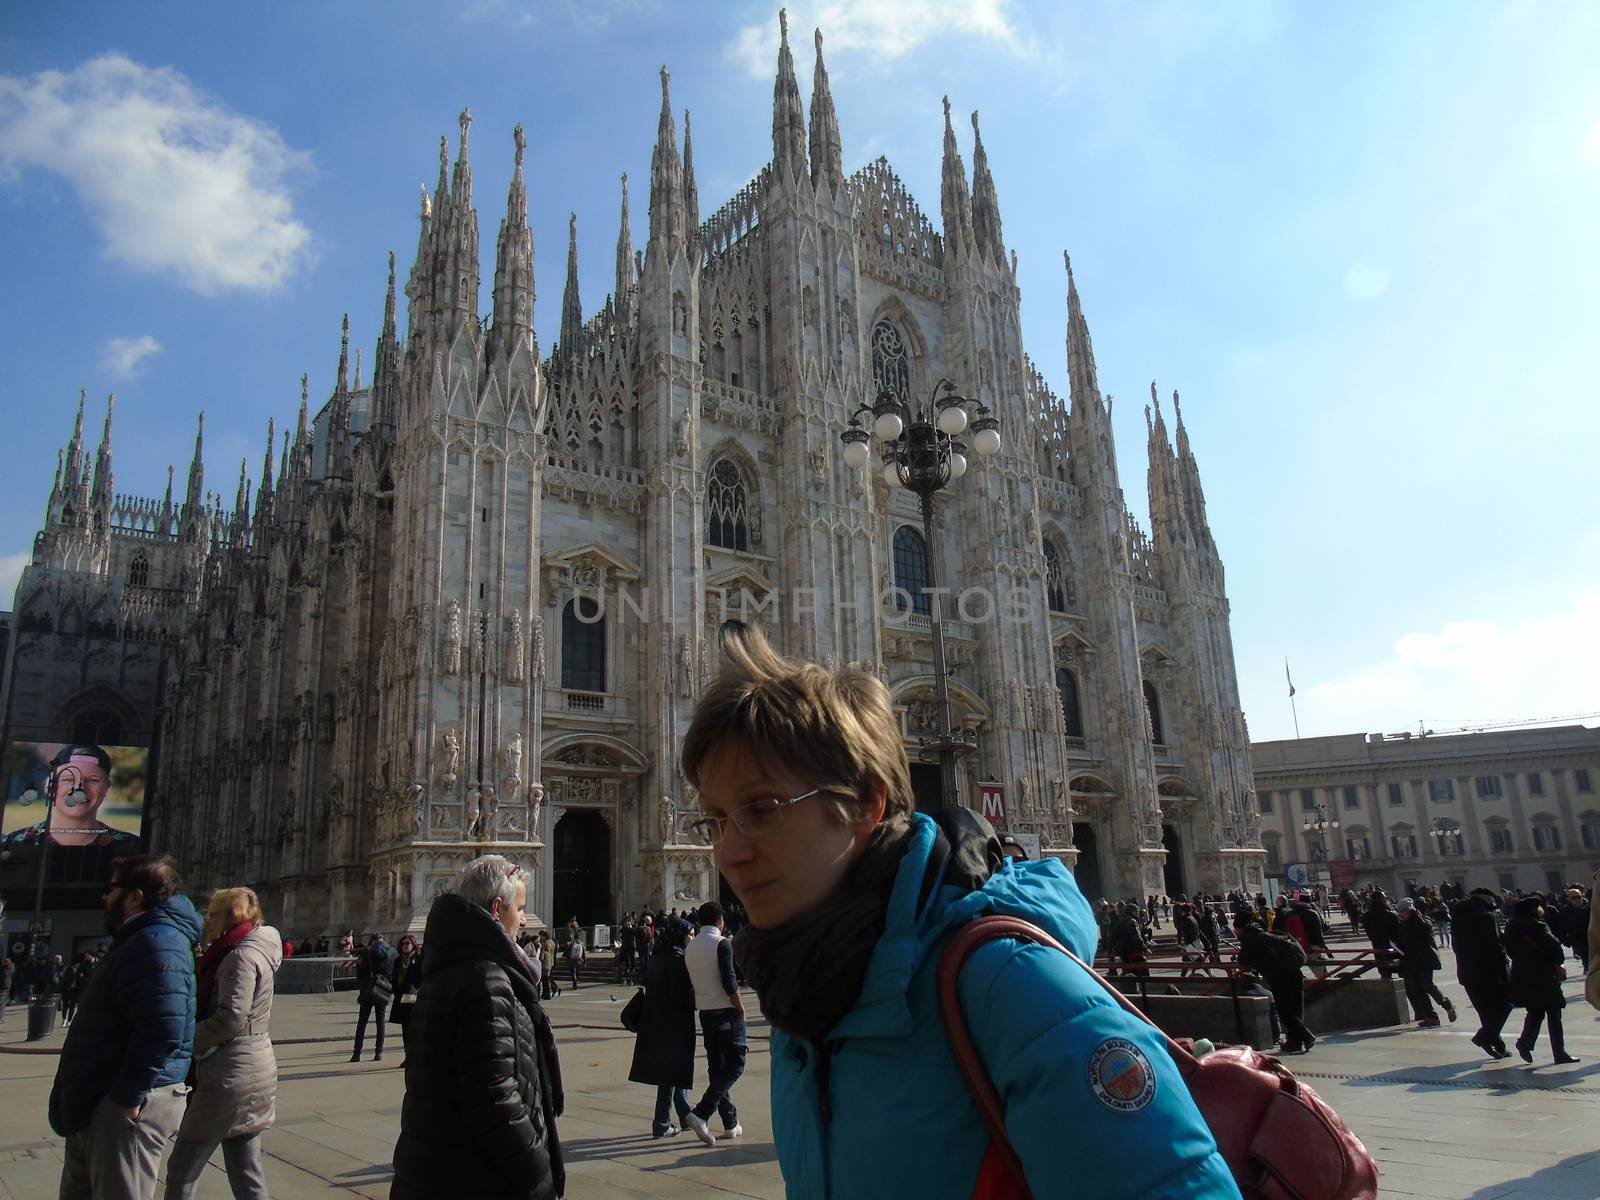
[9,16,1264,934]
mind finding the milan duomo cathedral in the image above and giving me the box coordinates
[11,15,1264,933]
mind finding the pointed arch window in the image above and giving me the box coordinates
[127,553,150,588]
[871,319,910,403]
[1143,680,1165,746]
[707,460,750,552]
[561,597,605,692]
[892,525,930,616]
[1056,667,1084,739]
[1044,539,1071,613]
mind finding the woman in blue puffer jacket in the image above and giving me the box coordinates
[680,624,1239,1199]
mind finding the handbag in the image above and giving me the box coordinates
[936,915,1379,1200]
[620,988,645,1034]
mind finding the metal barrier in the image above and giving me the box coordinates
[277,955,360,995]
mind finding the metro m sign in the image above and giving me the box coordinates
[977,781,1006,829]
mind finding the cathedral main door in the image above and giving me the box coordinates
[1162,824,1186,897]
[552,810,611,927]
[1071,822,1103,900]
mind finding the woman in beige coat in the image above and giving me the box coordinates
[164,887,283,1199]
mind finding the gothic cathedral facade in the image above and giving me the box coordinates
[12,17,1264,934]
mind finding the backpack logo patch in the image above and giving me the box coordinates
[1087,1037,1157,1113]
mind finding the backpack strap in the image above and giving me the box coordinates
[935,915,1200,1191]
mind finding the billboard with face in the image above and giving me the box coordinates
[0,742,147,848]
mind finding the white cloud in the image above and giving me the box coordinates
[0,552,29,608]
[102,334,162,376]
[1298,593,1600,737]
[729,0,1031,78]
[0,54,313,294]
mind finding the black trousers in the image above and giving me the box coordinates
[1519,1006,1568,1058]
[1402,969,1449,1020]
[353,998,388,1055]
[691,1009,747,1126]
[1268,972,1314,1051]
[1462,982,1511,1047]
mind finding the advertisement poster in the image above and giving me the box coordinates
[1329,859,1358,888]
[978,781,1007,829]
[1,742,147,848]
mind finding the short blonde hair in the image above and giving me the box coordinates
[207,887,262,930]
[682,622,914,830]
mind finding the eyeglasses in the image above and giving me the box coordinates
[688,788,822,845]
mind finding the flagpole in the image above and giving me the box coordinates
[1286,657,1301,739]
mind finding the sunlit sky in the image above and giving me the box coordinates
[2,1,1596,742]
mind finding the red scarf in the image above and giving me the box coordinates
[197,920,258,1017]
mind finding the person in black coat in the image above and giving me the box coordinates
[1503,895,1579,1065]
[1235,914,1316,1054]
[391,857,565,1200]
[388,935,424,1036]
[1363,891,1402,978]
[627,917,697,1137]
[1450,888,1512,1057]
[1393,898,1456,1027]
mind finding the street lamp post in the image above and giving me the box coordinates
[1301,801,1340,888]
[841,379,999,807]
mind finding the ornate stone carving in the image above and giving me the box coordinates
[530,615,545,681]
[440,728,460,790]
[505,732,523,795]
[507,611,525,684]
[443,600,462,675]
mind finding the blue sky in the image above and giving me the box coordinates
[2,1,1596,742]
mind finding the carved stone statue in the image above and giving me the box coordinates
[505,732,523,794]
[507,611,525,683]
[678,634,694,698]
[466,787,483,840]
[443,600,462,675]
[528,782,544,836]
[441,728,460,789]
[660,795,676,845]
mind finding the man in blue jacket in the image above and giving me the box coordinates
[49,853,201,1199]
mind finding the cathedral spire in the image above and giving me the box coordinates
[255,416,276,531]
[682,110,700,251]
[329,314,353,477]
[490,125,535,368]
[184,410,205,516]
[452,108,474,212]
[940,97,973,258]
[808,27,843,193]
[772,10,809,184]
[336,312,351,395]
[91,392,115,514]
[647,67,685,255]
[161,464,174,523]
[969,109,1004,263]
[233,458,250,542]
[438,109,482,340]
[293,374,312,484]
[1172,389,1215,550]
[63,389,87,504]
[560,212,583,356]
[615,172,636,302]
[1064,253,1119,491]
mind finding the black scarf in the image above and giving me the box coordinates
[734,824,912,1044]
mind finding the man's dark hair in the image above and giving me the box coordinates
[110,854,181,906]
[696,900,724,927]
[51,743,112,772]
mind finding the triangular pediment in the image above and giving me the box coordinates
[543,540,641,580]
[705,563,775,596]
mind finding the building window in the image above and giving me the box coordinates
[1055,668,1084,739]
[1342,786,1360,810]
[127,553,150,588]
[1428,778,1455,802]
[1346,835,1371,861]
[1259,791,1274,814]
[1391,833,1418,859]
[1043,539,1072,612]
[1143,682,1165,745]
[1438,830,1464,856]
[1475,776,1503,798]
[560,596,606,692]
[870,319,911,404]
[1581,821,1600,850]
[892,526,930,616]
[1387,782,1405,806]
[1263,839,1281,869]
[1527,773,1545,795]
[1532,824,1562,852]
[1577,769,1594,793]
[1489,827,1514,854]
[1498,871,1517,891]
[706,460,749,551]
[1300,789,1317,812]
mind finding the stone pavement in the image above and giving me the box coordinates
[2,957,1598,1199]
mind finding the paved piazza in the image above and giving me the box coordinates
[2,951,1598,1199]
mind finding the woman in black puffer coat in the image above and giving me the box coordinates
[1503,895,1579,1066]
[391,884,564,1199]
[627,917,696,1136]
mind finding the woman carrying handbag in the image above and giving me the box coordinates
[1505,894,1579,1064]
[389,935,423,1055]
[626,917,697,1137]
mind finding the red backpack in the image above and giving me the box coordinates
[937,915,1379,1200]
